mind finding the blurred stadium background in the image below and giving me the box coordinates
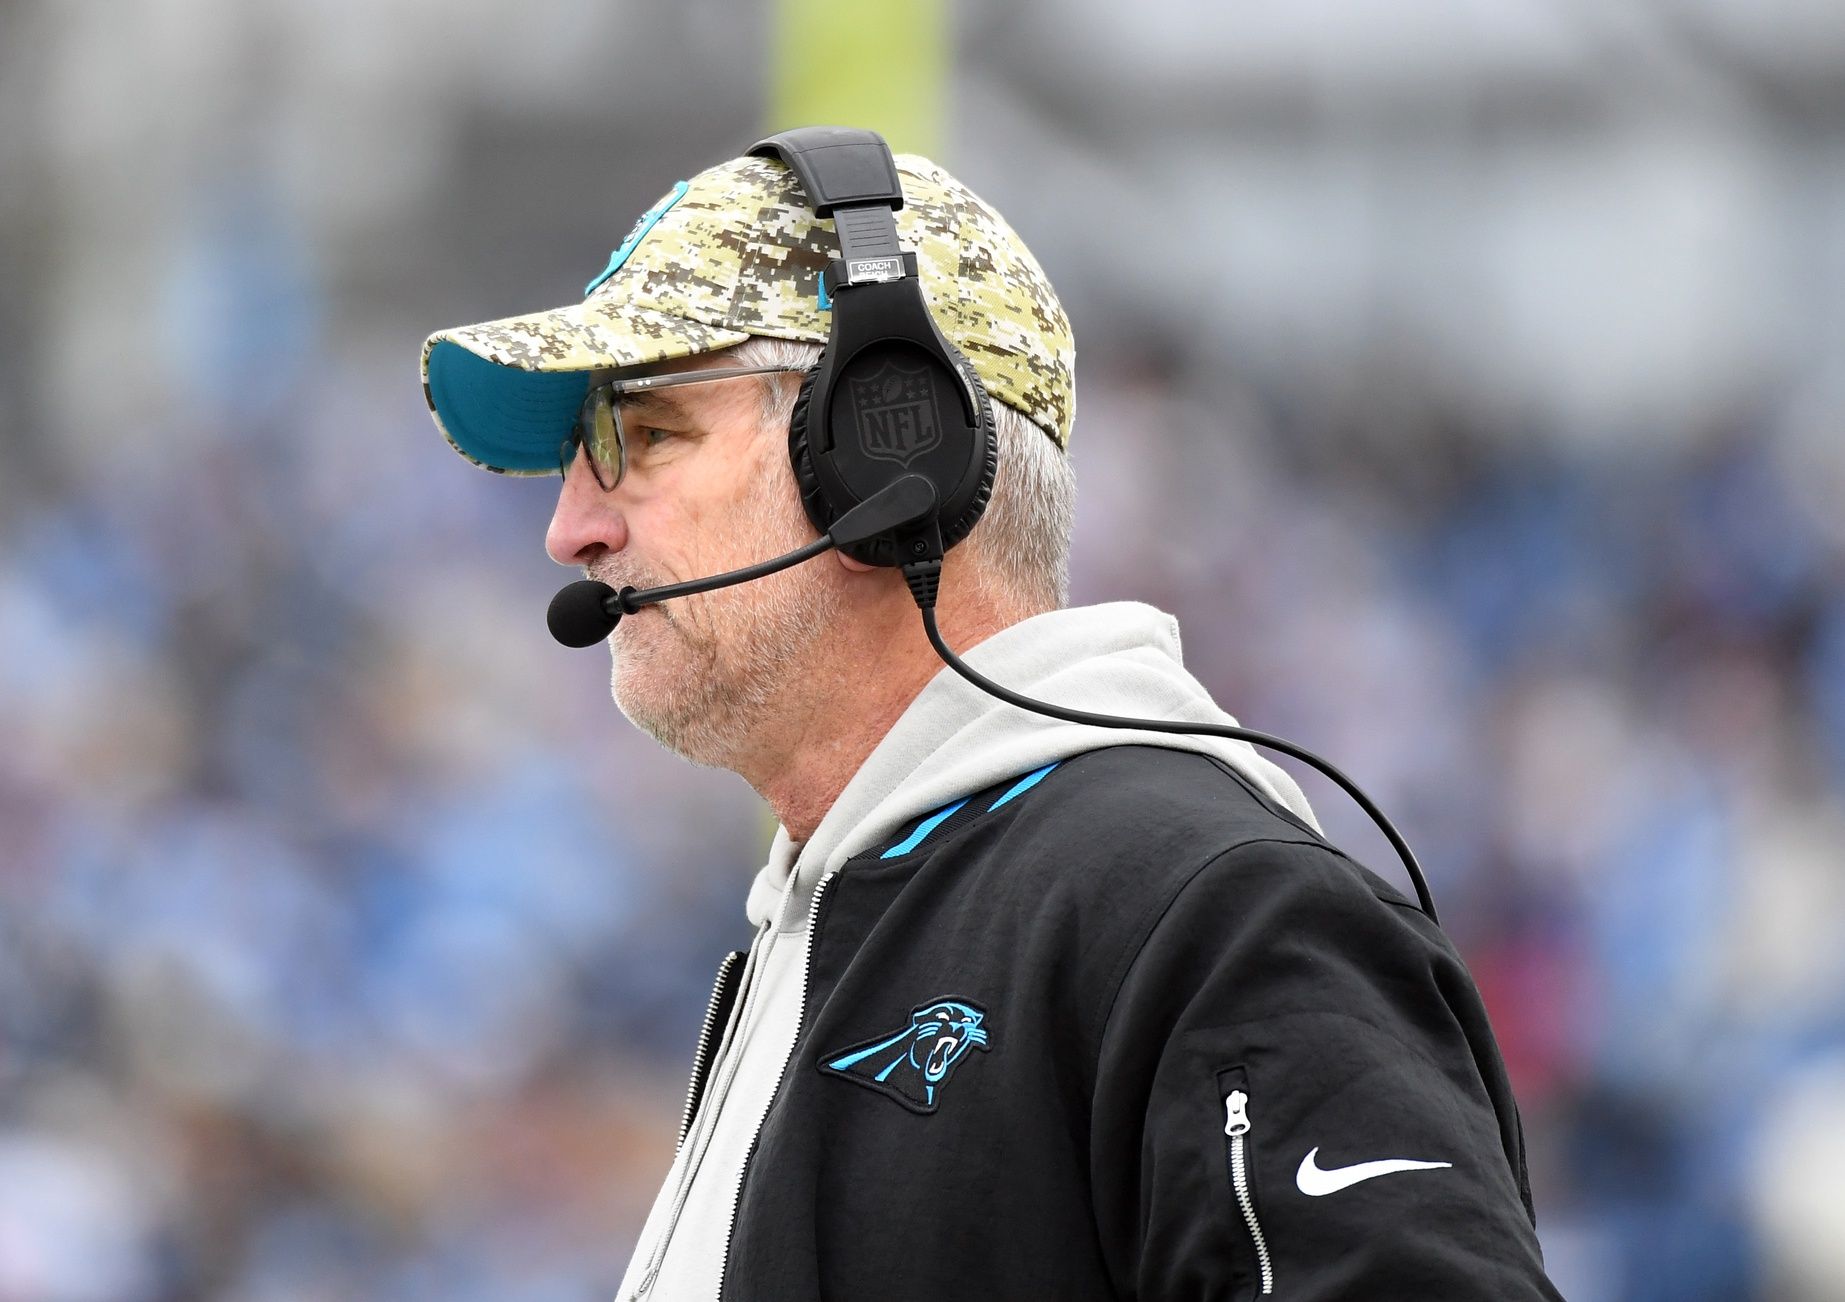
[4,1,1845,1298]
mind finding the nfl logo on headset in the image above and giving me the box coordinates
[848,359,942,468]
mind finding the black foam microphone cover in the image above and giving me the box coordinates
[548,580,622,647]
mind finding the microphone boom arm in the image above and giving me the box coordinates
[611,536,835,614]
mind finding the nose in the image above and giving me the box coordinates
[545,454,629,567]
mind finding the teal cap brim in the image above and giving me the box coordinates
[419,299,753,475]
[423,341,592,476]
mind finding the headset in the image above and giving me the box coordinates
[549,125,1441,922]
[749,127,998,571]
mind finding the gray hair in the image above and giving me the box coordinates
[724,336,1074,614]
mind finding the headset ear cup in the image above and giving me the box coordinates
[786,365,836,537]
[788,356,995,562]
[938,365,999,552]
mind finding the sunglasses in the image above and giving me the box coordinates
[559,365,808,491]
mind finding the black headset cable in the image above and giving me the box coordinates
[902,559,1439,922]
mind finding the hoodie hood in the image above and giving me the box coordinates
[746,602,1319,931]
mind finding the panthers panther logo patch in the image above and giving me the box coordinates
[819,998,991,1113]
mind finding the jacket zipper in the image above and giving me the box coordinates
[1224,1088,1274,1296]
[713,868,840,1302]
[677,949,746,1152]
[625,916,776,1302]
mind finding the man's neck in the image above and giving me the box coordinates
[746,598,1017,843]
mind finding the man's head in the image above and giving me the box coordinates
[420,138,1076,771]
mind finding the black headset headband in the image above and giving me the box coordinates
[749,127,906,274]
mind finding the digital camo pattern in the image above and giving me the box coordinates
[421,151,1076,473]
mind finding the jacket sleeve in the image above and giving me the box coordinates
[1087,836,1563,1301]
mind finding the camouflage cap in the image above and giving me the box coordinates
[420,149,1075,476]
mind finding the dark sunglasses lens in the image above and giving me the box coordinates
[566,388,624,490]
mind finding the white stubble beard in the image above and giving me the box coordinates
[587,468,846,773]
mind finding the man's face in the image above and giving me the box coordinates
[544,355,845,768]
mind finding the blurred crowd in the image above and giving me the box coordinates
[5,2,1845,1299]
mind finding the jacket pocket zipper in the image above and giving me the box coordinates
[1223,1085,1275,1296]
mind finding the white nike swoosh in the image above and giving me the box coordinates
[1295,1147,1452,1196]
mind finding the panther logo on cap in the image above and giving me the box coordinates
[584,180,690,297]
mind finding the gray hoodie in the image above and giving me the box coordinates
[613,601,1318,1301]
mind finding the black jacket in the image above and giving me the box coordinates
[688,744,1561,1300]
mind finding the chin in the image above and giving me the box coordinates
[601,558,840,766]
[609,637,732,766]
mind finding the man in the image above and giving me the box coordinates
[420,134,1562,1299]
